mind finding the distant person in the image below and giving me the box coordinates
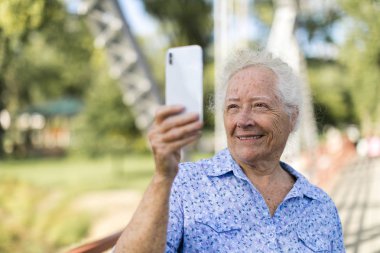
[368,135,380,158]
[114,49,345,252]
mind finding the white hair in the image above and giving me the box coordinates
[216,48,302,128]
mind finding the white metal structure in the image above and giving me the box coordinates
[267,0,318,168]
[214,0,251,152]
[77,0,162,131]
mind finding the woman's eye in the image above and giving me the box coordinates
[226,104,239,111]
[255,103,268,109]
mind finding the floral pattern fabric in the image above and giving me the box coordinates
[166,149,345,252]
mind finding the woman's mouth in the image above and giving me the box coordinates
[237,135,264,140]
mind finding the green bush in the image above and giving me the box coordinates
[0,178,91,252]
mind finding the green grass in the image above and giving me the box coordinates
[0,154,158,252]
[0,151,214,193]
[0,151,214,252]
[0,154,156,193]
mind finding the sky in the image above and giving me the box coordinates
[118,0,159,36]
[65,0,158,36]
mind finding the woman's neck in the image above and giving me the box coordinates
[238,160,296,217]
[238,159,294,188]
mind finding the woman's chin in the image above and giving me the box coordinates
[233,150,261,165]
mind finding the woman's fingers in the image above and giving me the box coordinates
[159,112,200,133]
[165,132,202,152]
[154,105,185,124]
[161,120,203,142]
[147,105,203,179]
[149,120,202,151]
[153,131,202,156]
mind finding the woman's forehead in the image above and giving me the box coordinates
[227,67,278,94]
[229,65,277,83]
[223,66,283,105]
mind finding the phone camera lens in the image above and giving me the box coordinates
[169,53,173,65]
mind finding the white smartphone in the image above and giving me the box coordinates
[165,45,203,121]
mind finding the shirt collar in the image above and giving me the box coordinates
[280,162,326,202]
[205,149,325,202]
[205,148,236,177]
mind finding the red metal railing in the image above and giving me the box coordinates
[67,230,122,253]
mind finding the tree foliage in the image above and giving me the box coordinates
[142,0,213,51]
[307,59,357,132]
[73,50,142,157]
[0,0,141,157]
[4,15,94,107]
[337,0,380,134]
[297,5,342,43]
[0,1,71,101]
[0,1,93,155]
[0,0,53,156]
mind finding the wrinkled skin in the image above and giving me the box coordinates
[223,65,297,172]
[148,105,203,179]
[115,105,202,253]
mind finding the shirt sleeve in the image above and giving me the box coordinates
[165,170,185,253]
[331,206,345,252]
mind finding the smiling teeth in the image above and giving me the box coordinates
[239,136,261,140]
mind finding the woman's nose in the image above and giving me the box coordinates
[236,110,255,128]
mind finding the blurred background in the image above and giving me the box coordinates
[0,0,379,252]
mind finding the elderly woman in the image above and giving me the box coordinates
[114,49,345,252]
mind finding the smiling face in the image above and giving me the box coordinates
[223,65,296,167]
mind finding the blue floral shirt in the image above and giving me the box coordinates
[166,149,345,252]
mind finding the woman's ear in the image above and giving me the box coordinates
[290,107,299,132]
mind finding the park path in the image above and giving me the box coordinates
[328,157,380,252]
[71,190,142,241]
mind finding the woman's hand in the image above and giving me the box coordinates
[148,105,203,180]
[115,105,202,253]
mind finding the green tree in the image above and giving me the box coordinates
[74,50,142,157]
[5,13,94,108]
[0,0,141,158]
[0,0,48,156]
[142,0,213,50]
[308,59,357,132]
[338,0,380,134]
[0,0,96,156]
